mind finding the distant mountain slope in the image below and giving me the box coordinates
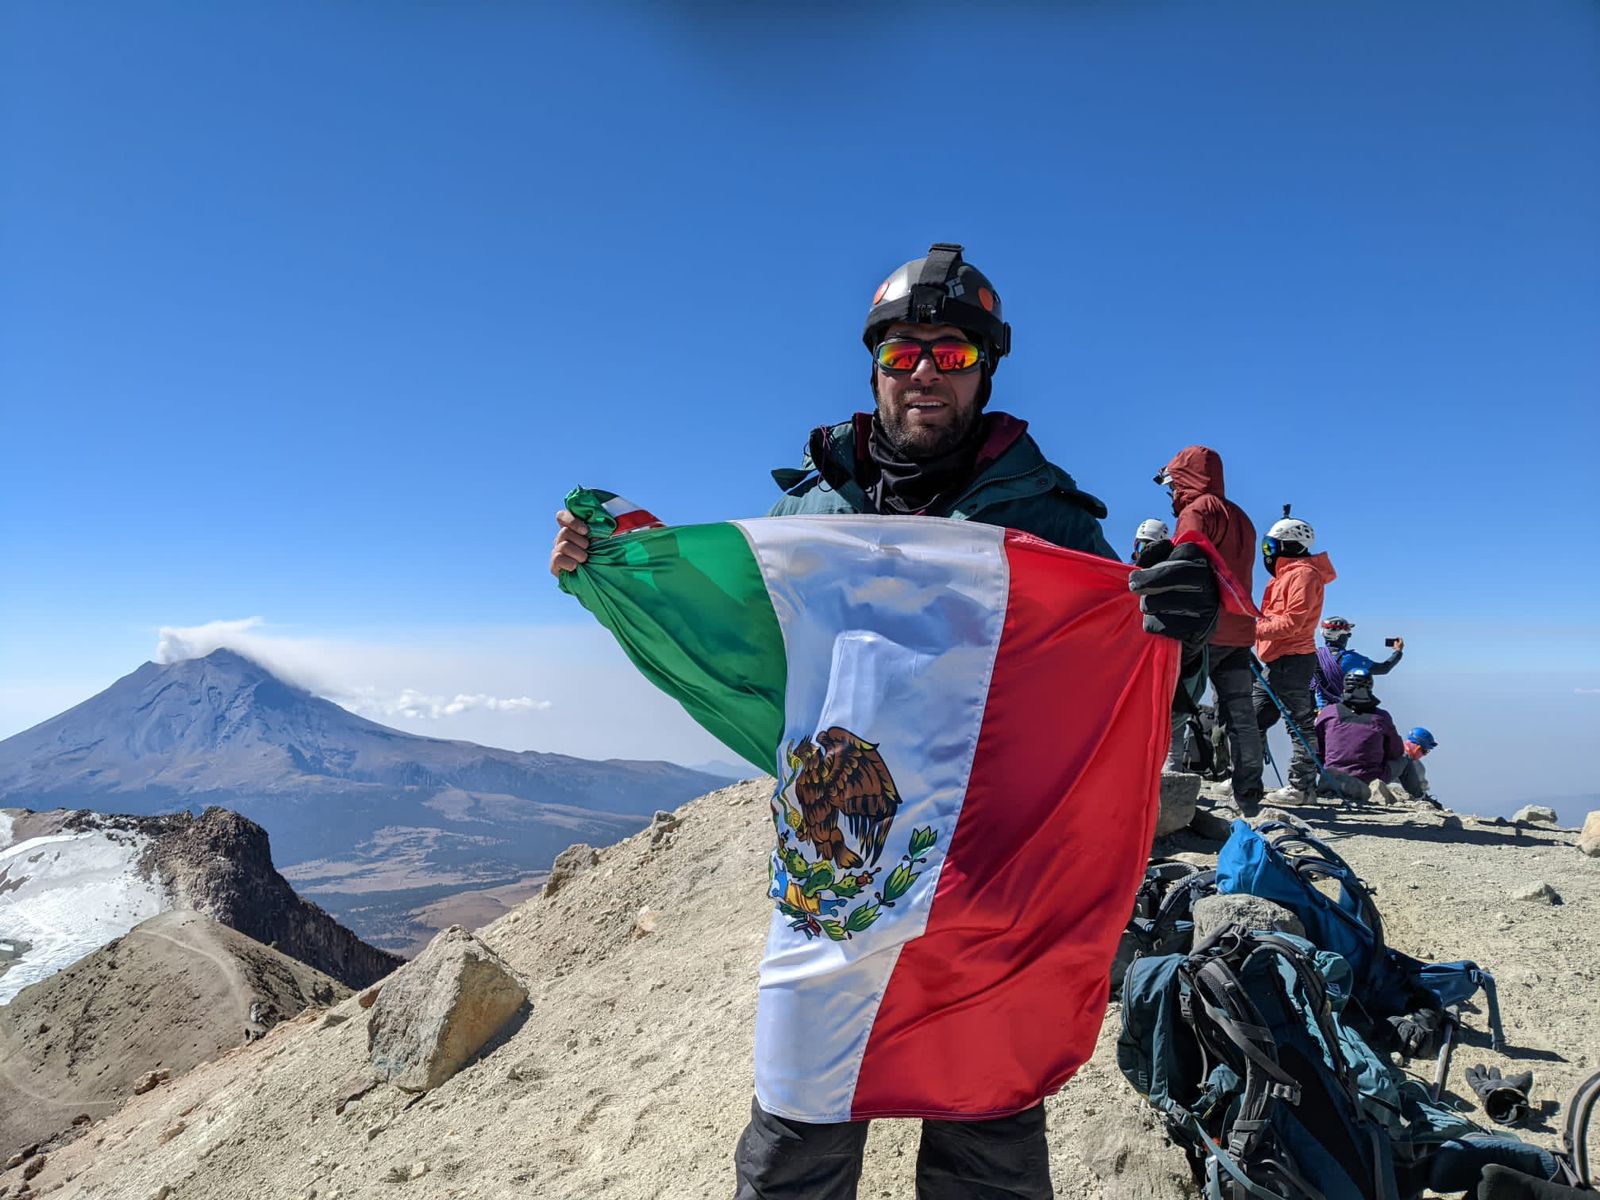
[0,650,727,946]
[0,909,347,1161]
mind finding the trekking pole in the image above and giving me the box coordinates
[1262,737,1285,789]
[1430,1006,1460,1103]
[1247,656,1333,798]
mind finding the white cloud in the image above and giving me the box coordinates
[157,616,269,665]
[155,617,349,697]
[1575,688,1600,695]
[138,617,726,765]
[343,688,552,720]
[155,619,550,719]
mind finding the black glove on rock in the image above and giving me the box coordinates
[1478,1164,1588,1200]
[1465,1063,1535,1125]
[1128,540,1221,645]
[1386,1008,1444,1059]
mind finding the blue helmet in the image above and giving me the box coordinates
[1408,727,1438,750]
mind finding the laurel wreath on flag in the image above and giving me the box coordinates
[770,822,939,942]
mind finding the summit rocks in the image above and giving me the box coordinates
[138,806,401,989]
[3,779,1597,1199]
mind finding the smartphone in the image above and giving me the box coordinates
[1384,637,1398,648]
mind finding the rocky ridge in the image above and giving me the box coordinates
[2,807,403,992]
[1,779,1596,1199]
[0,910,347,1165]
[127,807,402,989]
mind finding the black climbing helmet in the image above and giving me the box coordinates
[863,243,1012,372]
[1341,668,1375,702]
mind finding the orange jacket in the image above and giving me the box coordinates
[1255,553,1337,662]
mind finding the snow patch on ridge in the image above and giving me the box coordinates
[0,825,171,1004]
[0,809,14,853]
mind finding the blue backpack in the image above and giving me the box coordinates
[1214,820,1504,1050]
[1118,926,1559,1199]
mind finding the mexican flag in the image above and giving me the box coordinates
[559,488,1178,1123]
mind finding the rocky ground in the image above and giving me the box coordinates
[0,910,346,1164]
[2,779,1596,1200]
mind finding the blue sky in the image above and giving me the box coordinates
[2,2,1596,814]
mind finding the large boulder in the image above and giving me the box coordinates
[1512,805,1558,825]
[367,926,528,1093]
[1192,894,1306,943]
[1578,811,1600,858]
[1157,772,1202,837]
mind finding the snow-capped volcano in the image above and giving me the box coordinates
[0,650,726,947]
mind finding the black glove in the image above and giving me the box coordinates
[1129,540,1221,645]
[1465,1063,1534,1125]
[1478,1164,1588,1200]
[1386,1007,1444,1059]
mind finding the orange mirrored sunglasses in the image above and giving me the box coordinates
[872,337,984,375]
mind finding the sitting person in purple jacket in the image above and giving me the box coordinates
[1314,669,1406,803]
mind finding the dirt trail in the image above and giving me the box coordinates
[0,909,344,1163]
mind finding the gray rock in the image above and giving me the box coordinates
[1193,894,1306,943]
[1512,805,1559,825]
[367,926,529,1092]
[1187,807,1236,843]
[1076,1092,1198,1199]
[1253,808,1299,829]
[1156,772,1202,837]
[1578,811,1600,858]
[1510,880,1560,905]
[649,811,683,846]
[543,844,600,897]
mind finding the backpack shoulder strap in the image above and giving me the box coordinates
[1560,1067,1600,1187]
[1158,868,1218,925]
[1260,827,1391,963]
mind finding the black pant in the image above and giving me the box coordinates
[733,1097,1052,1200]
[1253,651,1319,791]
[1208,645,1264,804]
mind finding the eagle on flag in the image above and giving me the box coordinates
[787,727,901,870]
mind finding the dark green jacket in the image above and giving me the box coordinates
[768,412,1117,560]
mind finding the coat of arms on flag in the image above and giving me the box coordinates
[767,727,939,943]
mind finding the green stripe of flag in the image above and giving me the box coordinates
[558,488,787,771]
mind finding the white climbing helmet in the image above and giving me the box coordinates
[1135,518,1170,543]
[1266,516,1316,548]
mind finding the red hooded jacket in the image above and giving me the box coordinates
[1163,446,1257,648]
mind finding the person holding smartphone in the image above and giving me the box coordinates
[1312,616,1405,708]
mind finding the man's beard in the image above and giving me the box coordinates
[875,400,979,460]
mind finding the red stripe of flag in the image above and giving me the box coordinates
[610,508,664,535]
[848,532,1177,1118]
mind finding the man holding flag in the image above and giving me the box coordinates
[550,243,1225,1199]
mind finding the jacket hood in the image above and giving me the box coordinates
[1278,551,1337,584]
[1163,445,1226,509]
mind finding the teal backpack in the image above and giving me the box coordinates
[1118,925,1560,1199]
